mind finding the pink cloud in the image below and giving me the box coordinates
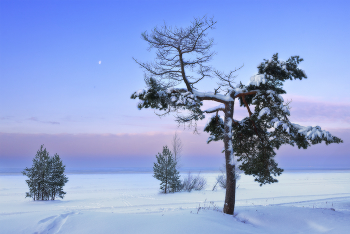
[202,95,350,128]
[284,95,350,125]
[0,131,223,168]
[1,128,348,169]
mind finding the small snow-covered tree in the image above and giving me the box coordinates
[153,146,181,193]
[22,145,68,200]
[131,16,343,214]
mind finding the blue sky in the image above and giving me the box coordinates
[0,0,349,169]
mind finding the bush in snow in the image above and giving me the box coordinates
[180,172,207,192]
[216,174,227,189]
[212,168,226,190]
[213,167,241,190]
[153,146,181,193]
[22,145,68,201]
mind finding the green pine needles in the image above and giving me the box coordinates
[22,145,69,200]
[153,146,181,193]
[204,53,343,185]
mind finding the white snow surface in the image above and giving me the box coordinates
[193,90,234,102]
[204,104,225,113]
[231,87,247,97]
[249,74,267,86]
[135,89,146,96]
[293,124,334,141]
[1,171,350,234]
[258,107,271,119]
[272,119,290,133]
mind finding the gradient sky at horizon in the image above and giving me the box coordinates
[1,0,349,169]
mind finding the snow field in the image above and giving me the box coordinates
[0,170,349,233]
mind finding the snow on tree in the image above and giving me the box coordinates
[22,145,68,200]
[131,16,343,214]
[153,146,181,193]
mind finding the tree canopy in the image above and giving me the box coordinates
[153,146,181,193]
[22,145,68,200]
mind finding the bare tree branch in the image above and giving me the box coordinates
[214,64,244,89]
[134,16,217,92]
[172,132,183,164]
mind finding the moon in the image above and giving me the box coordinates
[98,61,101,64]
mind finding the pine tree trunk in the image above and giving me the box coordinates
[165,158,168,194]
[223,101,236,215]
[38,184,41,201]
[224,163,236,214]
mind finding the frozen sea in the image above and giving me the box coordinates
[0,169,349,234]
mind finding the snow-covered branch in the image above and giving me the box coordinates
[292,124,342,145]
[203,104,225,113]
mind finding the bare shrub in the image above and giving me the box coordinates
[196,200,222,214]
[180,172,207,192]
[217,174,227,189]
[212,169,226,190]
[212,167,241,190]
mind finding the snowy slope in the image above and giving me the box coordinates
[0,171,349,234]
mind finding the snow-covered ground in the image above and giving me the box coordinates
[1,170,349,234]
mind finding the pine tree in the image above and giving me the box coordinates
[22,145,68,200]
[49,153,69,200]
[131,16,343,214]
[153,146,181,193]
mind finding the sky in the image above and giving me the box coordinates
[0,0,349,170]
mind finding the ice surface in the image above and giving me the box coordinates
[0,170,349,233]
